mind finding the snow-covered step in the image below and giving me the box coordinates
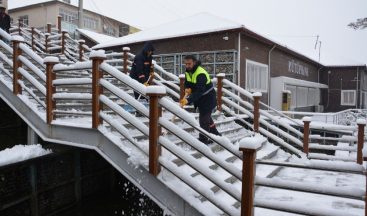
[308,153,356,162]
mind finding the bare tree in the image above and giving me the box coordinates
[348,17,367,30]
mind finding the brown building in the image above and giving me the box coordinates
[94,13,367,112]
[8,0,139,38]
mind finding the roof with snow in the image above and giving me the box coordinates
[76,29,116,44]
[93,13,244,49]
[93,13,366,68]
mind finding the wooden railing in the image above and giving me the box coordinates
[240,143,366,216]
[1,23,366,216]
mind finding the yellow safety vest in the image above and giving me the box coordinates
[185,66,211,85]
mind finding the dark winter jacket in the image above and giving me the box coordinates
[185,62,216,114]
[129,42,155,83]
[0,12,10,33]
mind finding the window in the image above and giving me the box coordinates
[83,16,98,30]
[362,91,367,109]
[246,59,268,92]
[285,85,320,108]
[341,90,356,106]
[59,8,78,25]
[19,15,29,27]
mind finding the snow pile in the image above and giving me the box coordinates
[43,56,59,64]
[0,144,52,166]
[357,118,366,125]
[146,86,166,95]
[11,35,24,42]
[239,134,266,150]
[90,50,106,59]
[302,116,312,122]
[252,92,262,97]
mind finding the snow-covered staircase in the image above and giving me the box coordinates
[0,25,366,216]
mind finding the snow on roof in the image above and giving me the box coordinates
[76,28,117,44]
[93,13,244,49]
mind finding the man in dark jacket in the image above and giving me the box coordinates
[0,6,10,34]
[180,55,221,144]
[130,42,155,100]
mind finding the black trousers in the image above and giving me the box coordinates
[134,91,147,101]
[199,109,220,142]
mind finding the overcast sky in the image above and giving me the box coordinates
[9,0,367,65]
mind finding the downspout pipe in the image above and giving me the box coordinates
[268,45,276,107]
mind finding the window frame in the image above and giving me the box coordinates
[245,59,269,93]
[341,90,356,106]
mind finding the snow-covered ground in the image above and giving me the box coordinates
[0,144,52,166]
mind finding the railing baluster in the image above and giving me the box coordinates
[302,117,311,156]
[44,57,59,124]
[61,30,67,55]
[45,33,49,53]
[122,47,130,74]
[47,23,51,34]
[216,73,225,112]
[239,143,257,216]
[179,74,185,100]
[78,40,85,62]
[252,92,262,133]
[12,36,24,95]
[147,86,166,176]
[91,52,106,128]
[31,27,35,51]
[357,119,366,164]
[57,15,62,33]
[18,19,22,35]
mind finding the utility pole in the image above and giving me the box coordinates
[78,0,83,29]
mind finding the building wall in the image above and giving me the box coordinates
[9,4,59,29]
[9,2,133,37]
[319,67,361,112]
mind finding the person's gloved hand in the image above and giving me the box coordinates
[180,98,188,107]
[184,88,192,95]
[144,82,149,86]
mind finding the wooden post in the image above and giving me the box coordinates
[31,27,35,51]
[179,74,185,100]
[357,119,366,165]
[44,57,59,124]
[252,93,262,133]
[122,47,130,74]
[61,30,67,55]
[216,73,225,112]
[147,86,166,176]
[363,156,367,216]
[12,37,24,95]
[239,146,256,216]
[18,19,22,35]
[47,23,52,34]
[91,54,106,129]
[302,117,312,155]
[45,33,49,53]
[57,15,62,33]
[148,64,155,85]
[79,40,85,62]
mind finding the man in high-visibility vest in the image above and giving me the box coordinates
[180,55,220,144]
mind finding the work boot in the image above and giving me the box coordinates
[198,135,213,145]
